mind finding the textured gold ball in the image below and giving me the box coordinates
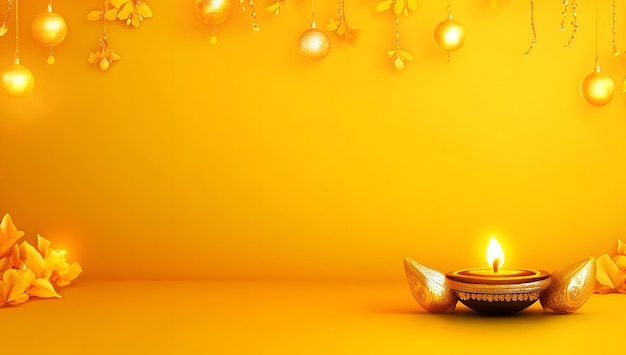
[1,64,35,98]
[195,0,230,26]
[32,11,67,47]
[297,28,331,60]
[433,19,465,53]
[580,71,615,107]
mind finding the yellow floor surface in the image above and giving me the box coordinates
[6,280,624,354]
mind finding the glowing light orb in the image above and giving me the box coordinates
[433,19,465,53]
[1,63,35,98]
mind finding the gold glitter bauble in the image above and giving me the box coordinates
[32,11,67,47]
[195,0,230,26]
[1,63,35,98]
[297,28,330,60]
[433,19,465,53]
[580,70,614,107]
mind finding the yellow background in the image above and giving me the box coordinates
[1,0,625,282]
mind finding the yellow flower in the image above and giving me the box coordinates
[0,269,29,307]
[595,238,626,294]
[0,244,24,274]
[36,235,82,288]
[0,214,25,258]
[117,0,153,27]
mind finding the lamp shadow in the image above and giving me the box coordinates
[370,303,584,321]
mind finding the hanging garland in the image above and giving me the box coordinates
[326,0,360,46]
[0,1,624,105]
[375,0,417,71]
[87,0,153,28]
[523,0,536,57]
[87,1,120,70]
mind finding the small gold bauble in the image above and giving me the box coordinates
[580,70,615,107]
[1,63,35,98]
[195,0,230,26]
[433,19,465,53]
[297,28,331,61]
[32,11,67,47]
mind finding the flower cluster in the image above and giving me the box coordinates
[88,36,121,71]
[0,214,81,308]
[595,239,626,294]
[87,0,153,28]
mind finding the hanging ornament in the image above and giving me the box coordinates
[195,0,230,25]
[1,0,34,98]
[1,62,34,98]
[580,64,614,106]
[195,0,230,44]
[32,1,67,65]
[580,0,614,107]
[297,0,330,60]
[433,2,465,60]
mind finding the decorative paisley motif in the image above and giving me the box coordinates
[540,257,596,313]
[404,258,457,313]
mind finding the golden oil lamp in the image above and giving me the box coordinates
[404,237,596,315]
[445,237,551,314]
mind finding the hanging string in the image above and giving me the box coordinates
[565,1,578,48]
[14,0,19,63]
[612,0,620,56]
[103,0,107,39]
[560,0,568,30]
[523,0,536,57]
[594,0,599,68]
[311,0,317,28]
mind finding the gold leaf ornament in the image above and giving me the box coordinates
[87,0,152,27]
[326,0,360,46]
[375,0,416,15]
[265,0,285,15]
[88,37,121,71]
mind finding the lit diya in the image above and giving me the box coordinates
[404,237,596,315]
[445,237,551,314]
